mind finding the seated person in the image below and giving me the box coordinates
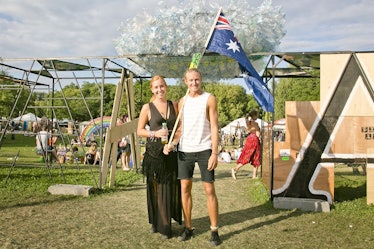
[84,143,99,165]
[230,147,242,160]
[71,138,78,146]
[65,146,79,164]
[218,148,231,163]
[57,145,68,163]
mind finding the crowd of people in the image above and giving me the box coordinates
[31,115,134,169]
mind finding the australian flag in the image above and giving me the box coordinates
[206,12,274,113]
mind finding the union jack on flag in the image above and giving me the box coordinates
[207,12,274,113]
[215,14,231,31]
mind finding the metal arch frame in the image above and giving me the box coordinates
[0,56,148,186]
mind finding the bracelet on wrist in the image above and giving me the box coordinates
[150,131,155,141]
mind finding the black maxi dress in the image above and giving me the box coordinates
[142,101,182,238]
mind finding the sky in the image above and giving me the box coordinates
[1,0,373,59]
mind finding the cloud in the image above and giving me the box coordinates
[278,0,374,51]
[0,0,164,57]
[0,0,373,58]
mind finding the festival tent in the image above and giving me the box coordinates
[266,118,286,131]
[273,118,286,131]
[12,113,41,122]
[221,117,268,135]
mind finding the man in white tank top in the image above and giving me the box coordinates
[177,68,221,246]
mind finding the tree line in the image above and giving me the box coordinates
[0,74,319,127]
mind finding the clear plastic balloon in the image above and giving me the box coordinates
[115,0,286,79]
[115,0,285,56]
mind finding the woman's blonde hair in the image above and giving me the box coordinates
[149,75,167,102]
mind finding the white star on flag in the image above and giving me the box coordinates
[225,39,240,53]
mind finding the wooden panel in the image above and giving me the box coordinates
[329,117,374,155]
[272,101,336,199]
[272,141,295,190]
[286,101,320,151]
[267,53,374,204]
[320,53,350,101]
[367,163,374,205]
[312,164,334,201]
[367,148,374,205]
[357,53,374,87]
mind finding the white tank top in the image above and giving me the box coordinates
[179,92,212,152]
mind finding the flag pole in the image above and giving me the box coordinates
[168,7,223,146]
[200,6,223,66]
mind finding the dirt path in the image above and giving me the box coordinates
[0,163,288,249]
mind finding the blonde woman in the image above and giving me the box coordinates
[84,143,99,165]
[137,75,182,239]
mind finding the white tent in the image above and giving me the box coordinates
[221,117,268,135]
[272,118,286,131]
[12,113,41,122]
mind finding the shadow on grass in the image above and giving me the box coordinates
[334,169,367,202]
[185,169,305,241]
[0,194,82,211]
[334,182,366,202]
[186,201,303,241]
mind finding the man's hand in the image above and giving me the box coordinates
[207,154,218,171]
[162,143,175,155]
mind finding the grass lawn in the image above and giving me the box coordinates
[0,134,373,248]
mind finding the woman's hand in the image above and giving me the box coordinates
[155,128,168,138]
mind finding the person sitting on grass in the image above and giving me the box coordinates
[84,143,99,165]
[218,148,231,163]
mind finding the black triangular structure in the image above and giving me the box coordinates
[275,54,374,200]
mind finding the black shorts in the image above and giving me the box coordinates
[178,149,215,182]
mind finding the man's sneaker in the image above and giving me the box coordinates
[177,227,194,241]
[210,230,222,246]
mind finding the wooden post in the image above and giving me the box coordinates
[100,69,141,188]
[367,148,374,205]
[124,72,141,172]
[100,69,126,188]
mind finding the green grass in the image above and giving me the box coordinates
[0,133,143,209]
[1,135,374,248]
[0,134,370,210]
[0,133,88,164]
[0,166,142,209]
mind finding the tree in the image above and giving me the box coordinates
[274,77,320,120]
[34,82,117,121]
[134,80,255,127]
[28,79,267,126]
[0,72,35,119]
[133,79,186,118]
[204,83,254,127]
